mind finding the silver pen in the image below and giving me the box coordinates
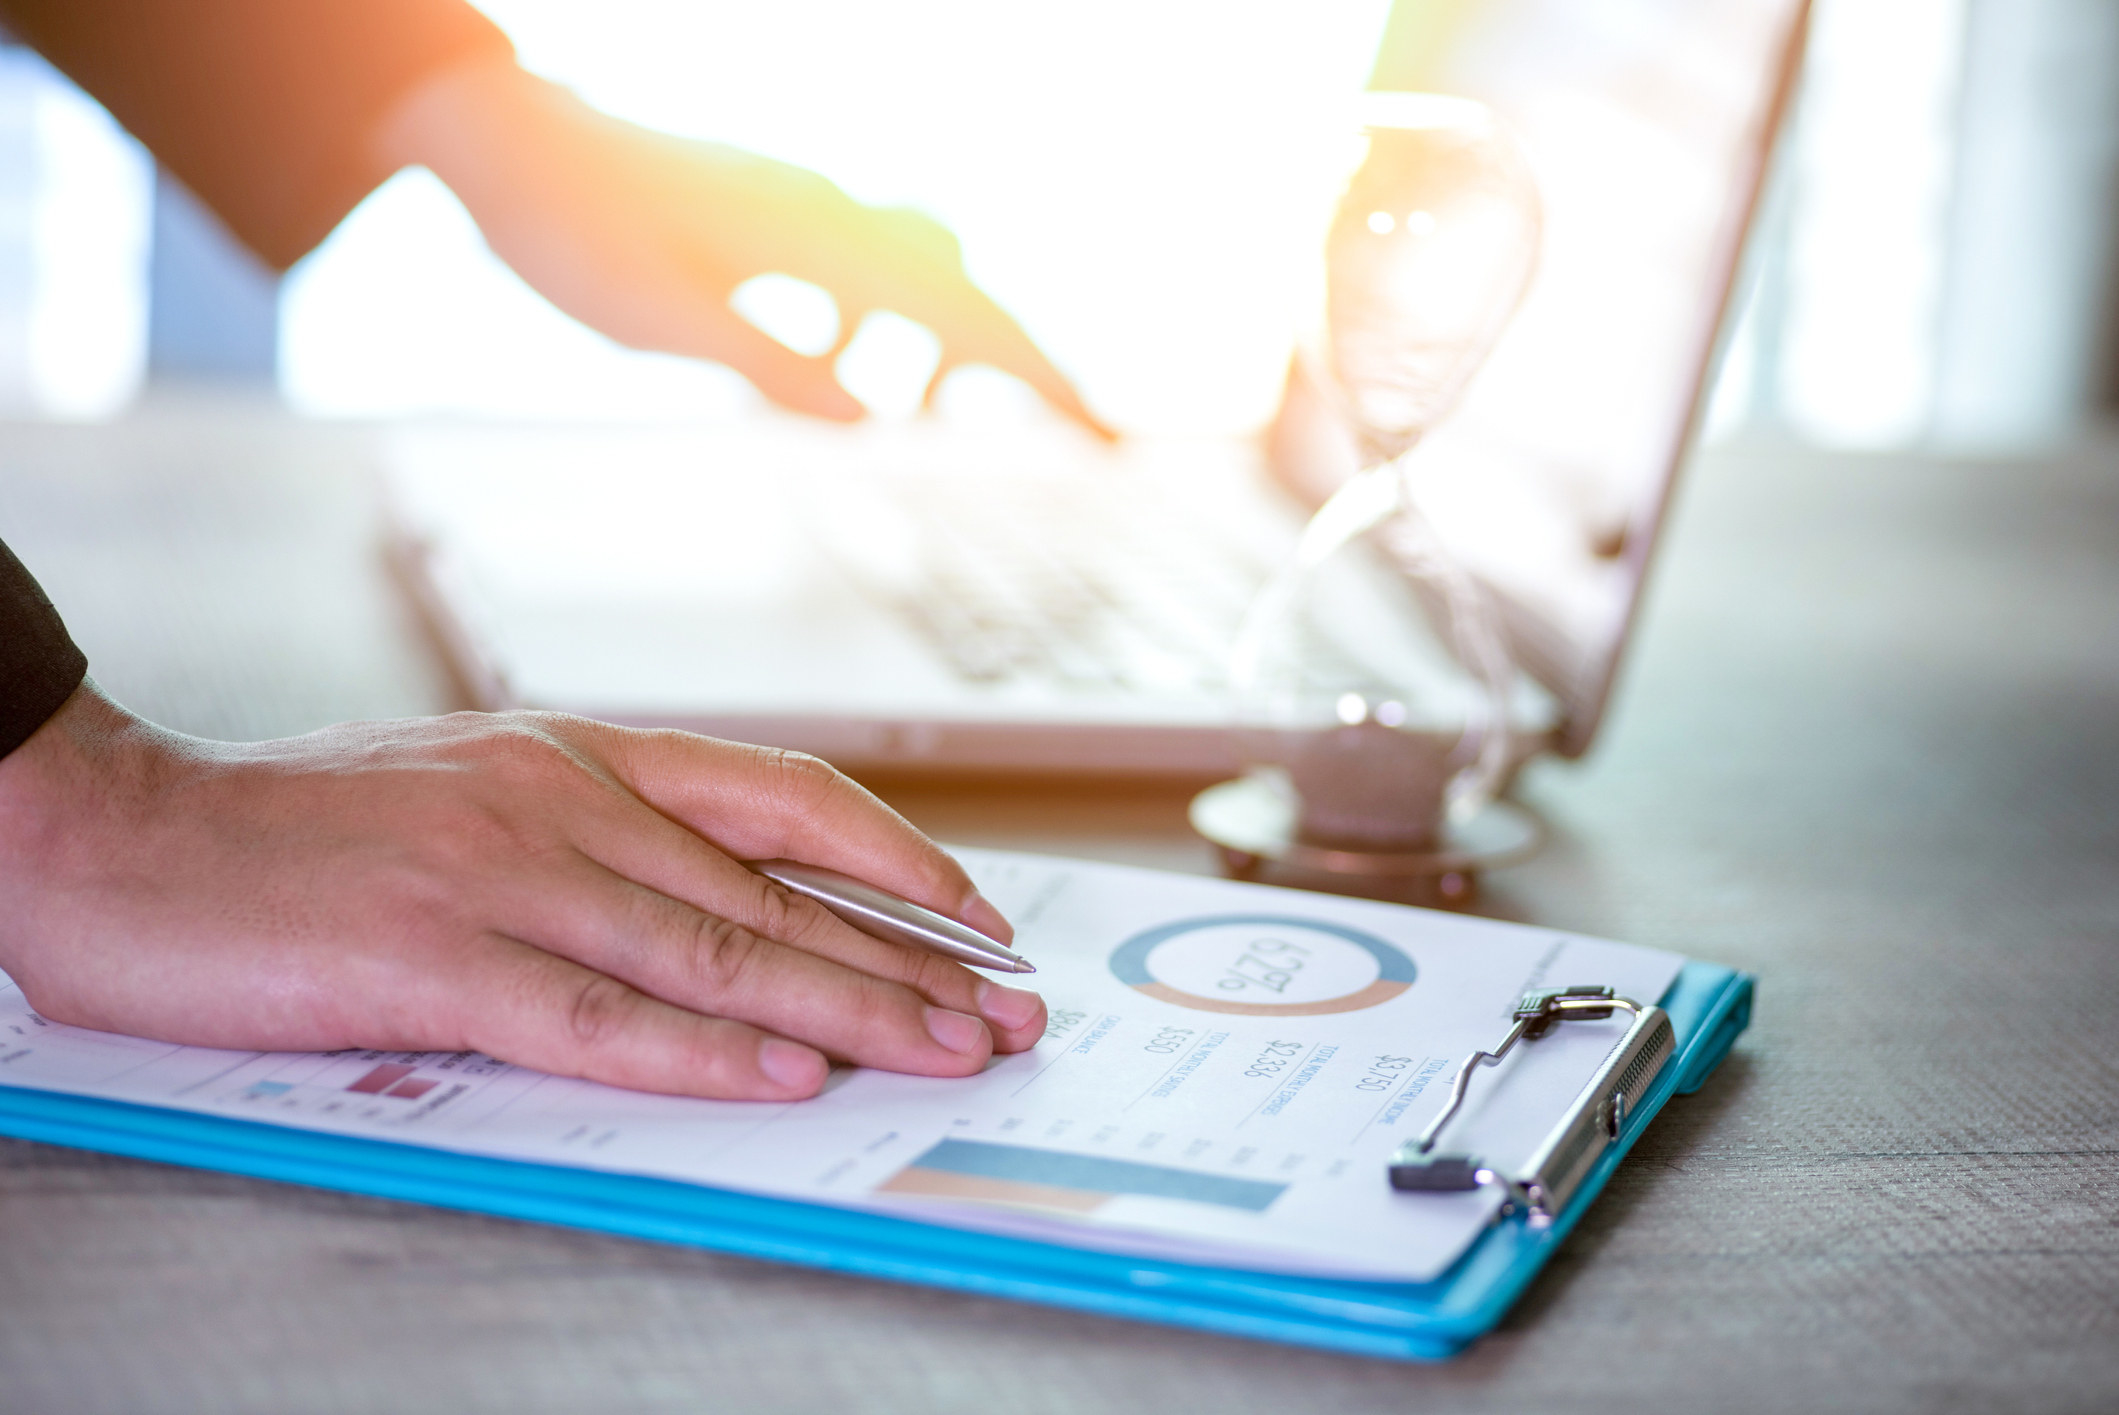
[752,859,1036,974]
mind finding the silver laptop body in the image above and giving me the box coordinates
[385,0,1809,777]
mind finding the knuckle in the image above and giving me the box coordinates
[428,794,566,874]
[477,717,593,789]
[563,973,639,1052]
[901,949,971,1001]
[684,912,773,999]
[755,880,848,950]
[640,726,703,759]
[745,876,802,942]
[760,747,842,801]
[841,975,902,1037]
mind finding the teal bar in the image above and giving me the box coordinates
[910,1139,1288,1212]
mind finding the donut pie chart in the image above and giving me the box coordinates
[1108,915,1417,1016]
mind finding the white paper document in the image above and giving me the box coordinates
[0,849,1682,1281]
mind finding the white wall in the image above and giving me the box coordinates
[0,47,151,419]
[1930,0,2119,449]
[1716,0,2119,451]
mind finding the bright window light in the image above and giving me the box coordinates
[0,50,150,420]
[1777,0,1967,447]
[730,274,841,359]
[835,310,942,419]
[279,168,755,419]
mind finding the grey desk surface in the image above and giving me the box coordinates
[0,400,2113,1415]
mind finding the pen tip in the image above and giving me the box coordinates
[1014,960,1038,975]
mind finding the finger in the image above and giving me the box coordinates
[687,304,867,422]
[593,272,865,422]
[923,292,1118,443]
[823,297,868,363]
[529,818,1043,1051]
[785,207,1114,440]
[922,355,953,411]
[451,933,830,1100]
[573,724,1012,945]
[871,278,1114,441]
[504,861,1002,1077]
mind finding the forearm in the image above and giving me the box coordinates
[371,51,611,209]
[0,0,513,268]
[368,55,699,350]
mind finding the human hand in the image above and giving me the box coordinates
[0,686,1045,1100]
[376,54,1112,437]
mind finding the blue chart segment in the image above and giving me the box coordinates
[1109,915,1417,1017]
[878,1139,1287,1215]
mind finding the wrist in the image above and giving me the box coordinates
[371,52,577,209]
[0,686,169,963]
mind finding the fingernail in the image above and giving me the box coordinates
[976,980,1043,1031]
[924,1006,988,1056]
[758,1037,826,1092]
[961,891,1013,944]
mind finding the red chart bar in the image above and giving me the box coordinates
[385,1078,437,1100]
[347,1063,416,1095]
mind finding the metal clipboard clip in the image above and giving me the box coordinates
[1388,985,1675,1225]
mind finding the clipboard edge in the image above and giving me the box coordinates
[0,961,1754,1363]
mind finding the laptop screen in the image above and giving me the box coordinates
[1274,0,1810,755]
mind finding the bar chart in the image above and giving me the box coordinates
[879,1139,1287,1215]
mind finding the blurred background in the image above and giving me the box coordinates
[0,0,2114,453]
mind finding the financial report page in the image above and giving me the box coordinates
[0,849,1681,1280]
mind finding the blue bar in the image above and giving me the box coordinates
[909,1139,1287,1212]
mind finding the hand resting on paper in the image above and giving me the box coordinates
[377,52,1111,437]
[0,684,1045,1100]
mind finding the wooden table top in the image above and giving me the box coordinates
[2,400,2114,1415]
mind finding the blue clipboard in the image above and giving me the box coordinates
[0,961,1750,1361]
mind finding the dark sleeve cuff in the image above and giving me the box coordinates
[0,538,87,759]
[0,0,514,269]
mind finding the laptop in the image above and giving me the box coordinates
[384,0,1809,778]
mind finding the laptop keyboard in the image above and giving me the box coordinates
[811,468,1287,693]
